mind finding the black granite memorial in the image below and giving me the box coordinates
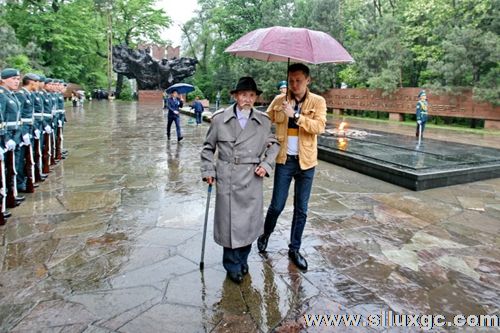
[318,128,500,191]
[113,44,197,90]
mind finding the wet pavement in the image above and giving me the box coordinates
[0,101,499,332]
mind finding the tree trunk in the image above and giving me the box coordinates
[116,73,124,98]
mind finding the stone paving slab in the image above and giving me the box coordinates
[0,101,499,332]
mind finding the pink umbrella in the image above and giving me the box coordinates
[225,26,354,65]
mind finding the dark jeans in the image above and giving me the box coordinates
[223,244,252,273]
[195,111,202,124]
[264,157,315,250]
[167,116,182,139]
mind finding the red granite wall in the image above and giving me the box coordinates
[322,88,499,120]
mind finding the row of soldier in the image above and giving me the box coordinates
[0,68,68,225]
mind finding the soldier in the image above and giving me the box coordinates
[0,68,26,209]
[40,77,54,173]
[14,73,40,193]
[277,80,287,95]
[0,73,8,223]
[54,79,67,160]
[416,90,428,139]
[33,75,47,182]
[46,78,58,165]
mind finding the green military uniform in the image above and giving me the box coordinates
[41,78,55,170]
[0,83,6,220]
[32,76,45,179]
[54,79,65,160]
[14,74,38,191]
[0,69,22,207]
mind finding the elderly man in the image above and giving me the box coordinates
[200,77,280,284]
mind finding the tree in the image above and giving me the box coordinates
[103,0,172,97]
[4,0,106,86]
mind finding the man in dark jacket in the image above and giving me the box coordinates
[166,90,184,141]
[191,96,204,125]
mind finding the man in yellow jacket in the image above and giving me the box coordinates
[258,63,327,271]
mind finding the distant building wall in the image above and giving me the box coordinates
[322,88,500,129]
[138,90,163,102]
[137,44,180,60]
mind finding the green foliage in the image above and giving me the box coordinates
[118,78,134,101]
[0,23,23,67]
[5,54,33,73]
[111,0,172,46]
[187,86,206,101]
[1,0,498,107]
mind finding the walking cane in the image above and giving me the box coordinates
[199,184,212,270]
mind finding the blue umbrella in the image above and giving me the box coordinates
[166,83,195,94]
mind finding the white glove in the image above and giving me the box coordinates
[417,120,422,125]
[0,147,4,161]
[34,129,41,139]
[6,139,16,151]
[23,133,31,145]
[58,120,63,127]
[44,125,52,134]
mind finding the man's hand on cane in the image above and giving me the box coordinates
[203,176,215,185]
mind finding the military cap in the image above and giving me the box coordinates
[277,80,287,89]
[1,68,21,80]
[45,78,54,84]
[24,73,41,81]
[418,90,426,98]
[38,74,46,82]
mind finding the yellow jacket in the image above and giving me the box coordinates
[267,90,327,170]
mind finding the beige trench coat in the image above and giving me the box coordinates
[200,105,280,248]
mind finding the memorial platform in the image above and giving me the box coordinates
[318,129,500,191]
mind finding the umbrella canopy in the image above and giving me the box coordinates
[166,83,195,94]
[225,26,354,65]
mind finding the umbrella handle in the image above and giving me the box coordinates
[285,58,290,102]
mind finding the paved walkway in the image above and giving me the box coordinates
[0,101,499,332]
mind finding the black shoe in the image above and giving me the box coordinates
[33,184,40,188]
[227,271,243,284]
[15,196,25,202]
[178,136,183,142]
[3,211,11,218]
[288,249,308,271]
[241,263,249,276]
[257,234,269,253]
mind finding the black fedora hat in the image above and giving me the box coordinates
[230,76,262,95]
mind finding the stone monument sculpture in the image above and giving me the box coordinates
[113,44,197,90]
